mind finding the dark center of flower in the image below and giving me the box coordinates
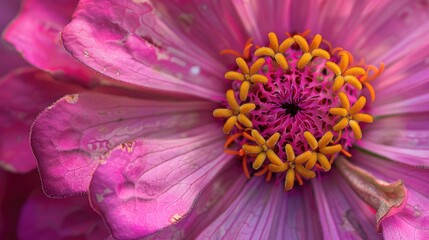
[213,31,383,190]
[281,101,301,117]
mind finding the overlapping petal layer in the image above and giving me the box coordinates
[0,68,84,173]
[4,0,98,85]
[89,129,229,239]
[62,0,229,100]
[18,190,111,240]
[32,92,215,197]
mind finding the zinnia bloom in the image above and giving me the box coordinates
[3,0,429,239]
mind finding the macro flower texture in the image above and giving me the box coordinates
[1,0,429,239]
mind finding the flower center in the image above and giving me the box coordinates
[213,31,383,190]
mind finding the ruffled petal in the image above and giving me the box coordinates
[0,68,84,173]
[88,129,229,239]
[62,0,227,100]
[358,112,429,167]
[141,163,247,239]
[3,0,98,85]
[18,190,111,240]
[313,171,382,239]
[351,150,429,239]
[31,92,215,197]
[196,180,322,239]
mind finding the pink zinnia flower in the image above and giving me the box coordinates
[2,0,429,239]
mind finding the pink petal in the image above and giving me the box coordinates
[0,0,28,76]
[18,190,111,240]
[351,151,429,239]
[31,92,215,197]
[142,163,247,239]
[335,157,408,231]
[151,1,249,62]
[197,180,322,239]
[3,0,98,85]
[358,112,429,167]
[62,0,227,100]
[88,130,230,239]
[0,68,84,173]
[313,171,382,239]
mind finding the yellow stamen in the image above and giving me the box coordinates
[293,35,310,52]
[254,47,275,57]
[320,145,342,155]
[239,81,251,101]
[285,168,295,190]
[295,164,316,178]
[275,53,288,70]
[297,52,313,69]
[309,34,322,51]
[349,120,362,140]
[349,96,366,115]
[305,152,318,169]
[285,144,295,161]
[236,57,249,74]
[268,32,279,51]
[223,116,237,134]
[352,113,374,123]
[240,103,256,114]
[237,114,253,128]
[225,71,245,81]
[326,61,341,76]
[333,117,349,131]
[311,48,330,59]
[250,58,266,75]
[226,89,239,110]
[329,107,348,117]
[266,149,283,166]
[343,67,365,76]
[304,131,318,150]
[318,131,334,148]
[338,92,350,109]
[338,51,350,73]
[253,152,267,169]
[295,151,312,164]
[213,109,233,118]
[317,153,331,171]
[279,37,295,53]
[252,130,266,146]
[266,132,280,148]
[332,76,345,91]
[250,74,268,84]
[269,162,288,173]
[344,75,362,90]
[242,145,262,154]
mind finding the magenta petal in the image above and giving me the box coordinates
[89,131,229,239]
[313,172,382,239]
[142,163,247,239]
[358,112,429,167]
[62,0,225,100]
[18,190,110,240]
[0,68,84,173]
[3,0,97,85]
[31,92,215,197]
[197,181,322,239]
